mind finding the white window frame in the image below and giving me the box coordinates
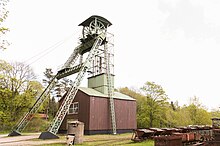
[68,102,79,114]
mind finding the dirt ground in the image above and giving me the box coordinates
[0,133,66,146]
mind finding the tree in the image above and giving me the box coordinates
[48,96,58,118]
[26,80,43,97]
[186,96,211,125]
[0,83,41,129]
[0,0,9,50]
[0,60,36,93]
[119,84,213,129]
[41,68,70,119]
[0,60,43,130]
[141,81,169,127]
[119,82,170,128]
[0,88,12,129]
[165,105,192,127]
[211,108,220,119]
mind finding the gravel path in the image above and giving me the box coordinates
[0,133,65,146]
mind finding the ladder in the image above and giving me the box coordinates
[104,44,117,134]
[39,34,105,138]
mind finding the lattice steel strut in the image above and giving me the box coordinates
[39,34,105,139]
[8,75,57,136]
[104,43,117,134]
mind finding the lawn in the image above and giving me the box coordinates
[43,133,154,146]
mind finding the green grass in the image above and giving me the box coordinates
[23,117,50,132]
[78,139,154,146]
[42,141,154,146]
[0,130,10,134]
[37,144,65,146]
[41,133,154,146]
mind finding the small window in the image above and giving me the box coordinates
[68,102,79,114]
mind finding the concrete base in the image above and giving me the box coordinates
[39,131,59,139]
[8,130,21,136]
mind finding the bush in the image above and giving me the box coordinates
[0,111,16,132]
[24,117,50,132]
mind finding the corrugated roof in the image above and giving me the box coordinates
[79,87,106,97]
[114,92,136,101]
[79,87,135,101]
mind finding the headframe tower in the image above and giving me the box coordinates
[9,15,117,138]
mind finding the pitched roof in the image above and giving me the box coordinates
[79,87,135,101]
[78,15,112,27]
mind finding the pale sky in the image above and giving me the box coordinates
[1,0,220,110]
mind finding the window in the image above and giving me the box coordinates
[68,102,79,114]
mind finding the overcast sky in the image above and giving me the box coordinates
[1,0,220,110]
